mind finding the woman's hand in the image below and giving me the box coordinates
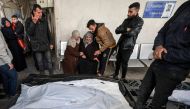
[80,52,84,56]
[82,55,86,59]
[94,50,101,56]
[94,58,99,62]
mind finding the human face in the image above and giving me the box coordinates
[86,35,93,44]
[88,25,96,33]
[11,17,18,24]
[5,21,11,27]
[33,8,42,19]
[128,7,139,18]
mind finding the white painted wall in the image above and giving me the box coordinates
[54,0,187,56]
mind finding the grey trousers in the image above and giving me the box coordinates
[35,50,53,74]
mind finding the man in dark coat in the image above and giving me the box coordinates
[25,4,53,75]
[135,1,190,109]
[113,2,144,80]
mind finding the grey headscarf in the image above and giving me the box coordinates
[83,31,94,47]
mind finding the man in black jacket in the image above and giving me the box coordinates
[25,4,53,75]
[135,1,190,109]
[113,2,144,79]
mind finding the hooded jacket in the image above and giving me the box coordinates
[153,0,190,69]
[95,23,116,52]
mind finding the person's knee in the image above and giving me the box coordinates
[122,61,128,68]
[35,53,42,59]
[116,60,121,66]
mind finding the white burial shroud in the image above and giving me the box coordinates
[11,79,132,109]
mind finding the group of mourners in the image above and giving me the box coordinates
[0,1,190,109]
[62,2,143,80]
[62,24,116,76]
[0,4,54,98]
[0,15,27,98]
[63,30,99,75]
[53,1,190,109]
[1,16,27,72]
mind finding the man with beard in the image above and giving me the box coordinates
[113,2,144,80]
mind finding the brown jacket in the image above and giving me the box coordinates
[96,23,116,52]
[62,44,80,75]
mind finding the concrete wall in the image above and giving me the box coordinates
[1,0,20,19]
[54,0,187,55]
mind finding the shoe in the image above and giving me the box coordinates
[48,73,53,76]
[113,75,119,80]
[48,69,54,76]
[97,73,102,77]
[39,71,46,75]
[120,78,126,81]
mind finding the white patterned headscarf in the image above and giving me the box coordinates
[67,30,81,48]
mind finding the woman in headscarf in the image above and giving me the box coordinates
[62,30,82,75]
[78,31,99,75]
[1,17,27,72]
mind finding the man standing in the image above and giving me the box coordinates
[87,19,116,76]
[25,4,54,75]
[113,2,144,80]
[0,31,17,97]
[135,1,190,109]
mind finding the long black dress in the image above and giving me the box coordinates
[78,41,99,75]
[1,26,27,72]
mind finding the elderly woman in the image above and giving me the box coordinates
[62,30,82,75]
[1,18,27,72]
[78,32,99,75]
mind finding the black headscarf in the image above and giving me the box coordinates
[1,17,11,27]
[1,17,16,40]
